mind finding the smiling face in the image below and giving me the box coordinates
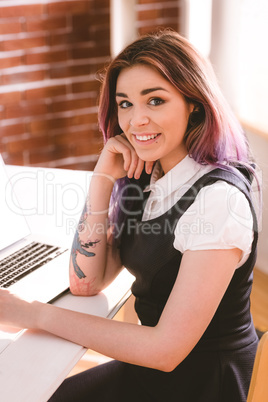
[116,64,194,173]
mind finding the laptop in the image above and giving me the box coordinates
[0,155,71,352]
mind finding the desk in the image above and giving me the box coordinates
[0,165,134,402]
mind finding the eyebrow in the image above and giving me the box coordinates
[115,87,168,98]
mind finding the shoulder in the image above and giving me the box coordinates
[197,179,251,212]
[173,179,254,265]
[183,179,253,232]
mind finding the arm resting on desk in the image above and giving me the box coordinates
[32,248,240,372]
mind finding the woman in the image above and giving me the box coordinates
[0,31,260,401]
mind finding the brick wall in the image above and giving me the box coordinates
[0,0,181,170]
[136,0,180,35]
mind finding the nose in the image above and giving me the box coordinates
[129,107,150,127]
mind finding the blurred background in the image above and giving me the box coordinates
[0,0,186,172]
[0,0,267,366]
[0,0,267,169]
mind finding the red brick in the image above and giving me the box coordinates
[70,111,97,126]
[0,152,26,166]
[138,0,164,4]
[52,136,102,159]
[89,26,110,41]
[47,146,74,161]
[71,46,92,60]
[137,4,179,23]
[0,54,23,69]
[0,35,47,52]
[74,140,102,156]
[71,79,101,94]
[47,1,90,15]
[0,0,113,170]
[51,97,95,113]
[0,106,5,121]
[0,142,5,154]
[92,0,109,8]
[2,69,46,85]
[25,49,69,65]
[71,14,90,29]
[29,110,97,133]
[25,85,67,101]
[25,16,67,32]
[28,115,70,133]
[28,117,53,133]
[27,146,57,165]
[54,129,98,145]
[0,4,44,18]
[49,63,92,79]
[72,12,109,29]
[57,160,98,171]
[72,43,110,59]
[91,12,109,26]
[49,30,90,47]
[0,20,22,34]
[0,123,26,137]
[6,133,51,153]
[5,102,48,120]
[138,9,160,20]
[0,91,22,105]
[163,7,179,18]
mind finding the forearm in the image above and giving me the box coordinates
[37,302,168,371]
[69,172,117,295]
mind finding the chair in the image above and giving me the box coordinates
[247,331,268,401]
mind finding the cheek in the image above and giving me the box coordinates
[172,110,191,130]
[117,114,127,131]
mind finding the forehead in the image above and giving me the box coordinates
[116,64,169,90]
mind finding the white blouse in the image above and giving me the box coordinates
[142,155,254,268]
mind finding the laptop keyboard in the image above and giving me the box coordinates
[0,242,67,288]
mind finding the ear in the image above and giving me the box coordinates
[188,102,195,114]
[188,103,204,126]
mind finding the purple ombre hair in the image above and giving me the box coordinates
[97,30,256,242]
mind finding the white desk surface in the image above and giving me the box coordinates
[0,165,134,402]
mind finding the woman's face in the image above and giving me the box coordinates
[115,64,194,173]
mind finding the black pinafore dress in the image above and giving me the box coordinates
[119,167,259,402]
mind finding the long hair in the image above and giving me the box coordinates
[97,30,256,241]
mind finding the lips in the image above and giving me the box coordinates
[133,133,161,143]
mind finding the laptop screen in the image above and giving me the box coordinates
[0,155,31,251]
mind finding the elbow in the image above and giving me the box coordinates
[156,358,179,373]
[69,282,100,297]
[151,348,182,373]
[145,328,183,372]
[69,268,103,296]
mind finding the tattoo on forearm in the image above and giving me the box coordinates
[70,270,99,294]
[71,202,100,279]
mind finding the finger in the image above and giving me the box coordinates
[134,158,145,180]
[126,151,139,178]
[114,135,139,175]
[145,161,155,175]
[116,136,155,176]
[121,147,132,173]
[108,136,132,172]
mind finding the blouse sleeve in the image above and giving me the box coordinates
[173,181,254,268]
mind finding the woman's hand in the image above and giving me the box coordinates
[0,288,41,331]
[95,134,154,180]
